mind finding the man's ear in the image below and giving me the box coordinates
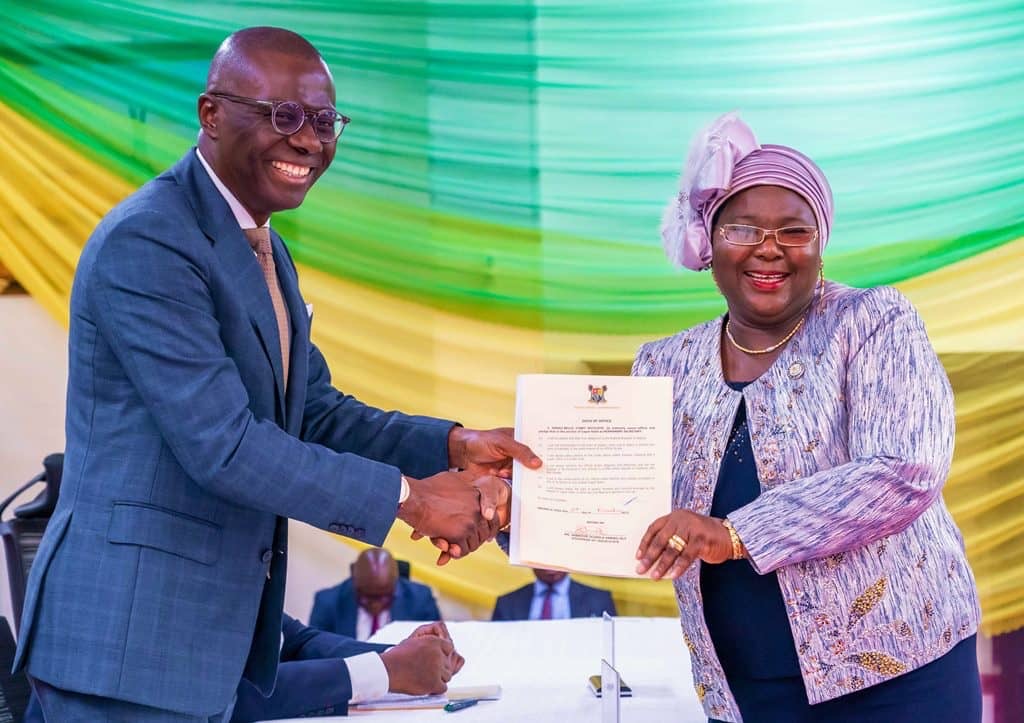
[198,93,220,139]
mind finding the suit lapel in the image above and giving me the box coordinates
[517,585,535,620]
[341,590,359,638]
[390,581,415,620]
[270,229,309,434]
[567,580,581,617]
[173,151,287,421]
[241,248,288,421]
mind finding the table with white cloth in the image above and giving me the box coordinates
[264,616,705,723]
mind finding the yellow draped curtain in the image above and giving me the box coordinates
[2,98,1022,634]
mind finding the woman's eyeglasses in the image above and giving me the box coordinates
[719,224,818,247]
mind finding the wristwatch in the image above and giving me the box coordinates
[398,475,410,506]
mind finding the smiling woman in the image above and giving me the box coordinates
[632,113,983,723]
[711,185,822,380]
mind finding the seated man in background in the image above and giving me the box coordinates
[311,548,441,639]
[492,568,617,621]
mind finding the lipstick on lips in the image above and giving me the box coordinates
[745,270,789,291]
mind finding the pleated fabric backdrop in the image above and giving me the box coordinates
[1,1,1022,633]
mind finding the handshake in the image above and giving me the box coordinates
[396,427,542,565]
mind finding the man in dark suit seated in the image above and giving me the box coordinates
[311,548,441,640]
[491,568,617,621]
[232,615,461,721]
[27,615,462,722]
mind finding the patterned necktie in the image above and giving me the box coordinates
[540,584,554,620]
[244,227,290,389]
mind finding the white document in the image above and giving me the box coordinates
[510,374,673,577]
[350,685,502,711]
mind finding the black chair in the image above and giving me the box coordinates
[0,453,62,636]
[0,615,31,720]
[397,559,411,580]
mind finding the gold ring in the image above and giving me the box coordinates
[668,534,687,552]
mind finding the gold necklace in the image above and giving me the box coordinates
[725,315,805,355]
[724,273,825,355]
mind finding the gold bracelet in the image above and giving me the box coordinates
[722,518,743,560]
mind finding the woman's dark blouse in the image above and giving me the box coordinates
[702,382,981,723]
[700,381,801,679]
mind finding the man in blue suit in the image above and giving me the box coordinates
[16,26,538,722]
[231,616,462,721]
[492,568,617,621]
[310,548,440,639]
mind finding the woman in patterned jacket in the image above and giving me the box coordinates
[632,113,981,723]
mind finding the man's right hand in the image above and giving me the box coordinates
[380,634,456,695]
[410,475,512,565]
[397,471,504,559]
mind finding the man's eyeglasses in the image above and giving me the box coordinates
[718,224,818,247]
[209,92,350,144]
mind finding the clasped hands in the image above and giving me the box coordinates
[397,427,542,566]
[380,621,465,695]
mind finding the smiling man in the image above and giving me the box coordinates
[15,27,540,722]
[198,31,339,222]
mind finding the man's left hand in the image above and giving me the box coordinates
[447,427,542,478]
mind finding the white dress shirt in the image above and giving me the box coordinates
[196,148,389,703]
[528,575,572,620]
[356,606,393,642]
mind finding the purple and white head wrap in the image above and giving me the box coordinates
[661,112,834,271]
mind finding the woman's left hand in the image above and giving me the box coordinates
[635,510,736,580]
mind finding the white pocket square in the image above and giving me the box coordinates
[305,303,314,320]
